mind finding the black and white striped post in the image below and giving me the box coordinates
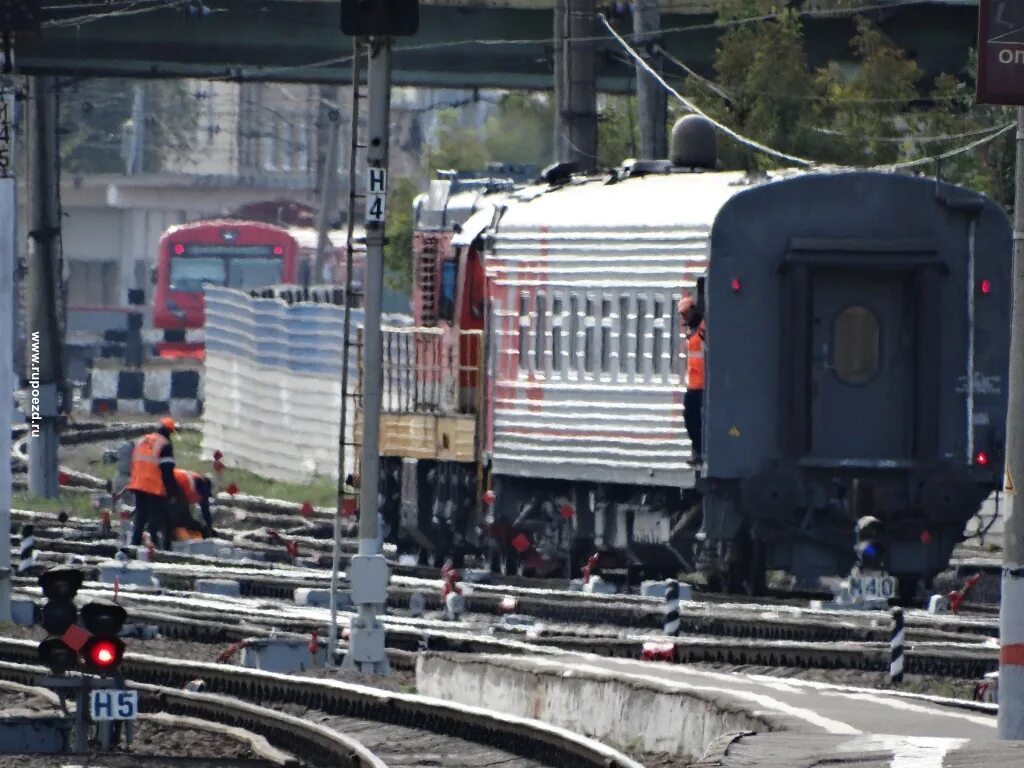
[17,524,34,575]
[664,580,681,636]
[889,606,905,684]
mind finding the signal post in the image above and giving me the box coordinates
[36,566,133,752]
[338,0,418,676]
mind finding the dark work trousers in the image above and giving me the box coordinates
[684,388,704,460]
[166,494,208,540]
[131,491,167,546]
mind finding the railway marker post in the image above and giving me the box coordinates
[663,580,681,636]
[978,0,1024,738]
[889,607,904,685]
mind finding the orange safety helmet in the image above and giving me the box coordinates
[160,417,177,433]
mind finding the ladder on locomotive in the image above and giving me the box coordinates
[340,39,369,491]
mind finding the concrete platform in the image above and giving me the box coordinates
[417,652,1017,768]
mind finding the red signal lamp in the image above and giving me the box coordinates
[273,245,285,256]
[482,489,496,506]
[975,451,990,466]
[730,278,741,293]
[173,243,185,255]
[81,637,125,671]
[980,279,992,295]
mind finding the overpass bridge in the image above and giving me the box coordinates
[12,0,979,92]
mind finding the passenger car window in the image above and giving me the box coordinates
[833,306,880,384]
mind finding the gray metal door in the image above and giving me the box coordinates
[809,270,914,460]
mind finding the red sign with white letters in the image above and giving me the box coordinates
[978,0,1024,104]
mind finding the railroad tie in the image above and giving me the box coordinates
[17,525,35,575]
[889,606,905,684]
[663,580,681,636]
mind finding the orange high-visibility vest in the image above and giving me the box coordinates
[127,433,171,496]
[686,321,705,391]
[173,468,203,504]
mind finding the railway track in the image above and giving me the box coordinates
[10,537,1001,648]
[0,644,642,768]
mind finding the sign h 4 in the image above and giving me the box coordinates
[366,167,388,224]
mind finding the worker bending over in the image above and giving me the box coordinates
[167,468,216,542]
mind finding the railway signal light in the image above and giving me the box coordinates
[341,0,419,36]
[37,566,84,674]
[80,600,127,673]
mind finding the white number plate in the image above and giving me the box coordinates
[90,689,138,721]
[849,574,897,600]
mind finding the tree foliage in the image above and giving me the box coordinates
[59,79,201,174]
[384,176,419,293]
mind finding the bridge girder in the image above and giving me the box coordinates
[11,1,975,91]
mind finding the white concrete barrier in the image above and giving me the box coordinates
[416,653,778,759]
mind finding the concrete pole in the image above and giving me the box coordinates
[329,45,364,666]
[127,83,145,175]
[314,91,342,282]
[342,36,391,676]
[0,87,15,623]
[27,76,61,499]
[564,0,597,172]
[1000,107,1024,740]
[632,0,666,160]
[553,0,566,162]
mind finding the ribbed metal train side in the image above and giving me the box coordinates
[485,172,760,490]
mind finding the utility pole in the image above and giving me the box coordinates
[999,106,1024,740]
[27,76,63,499]
[126,83,145,175]
[555,0,597,171]
[552,0,565,162]
[0,85,16,623]
[314,89,343,282]
[342,35,391,676]
[329,45,364,666]
[632,0,666,160]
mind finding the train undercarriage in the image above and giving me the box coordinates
[378,455,991,600]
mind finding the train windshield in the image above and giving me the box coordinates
[169,257,225,292]
[227,257,284,289]
[168,244,285,292]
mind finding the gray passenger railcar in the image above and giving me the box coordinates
[701,171,1011,596]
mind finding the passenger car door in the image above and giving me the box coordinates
[808,269,914,461]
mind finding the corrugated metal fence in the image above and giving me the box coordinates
[201,286,410,483]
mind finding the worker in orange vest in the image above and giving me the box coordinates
[126,417,178,548]
[168,468,215,541]
[679,295,706,466]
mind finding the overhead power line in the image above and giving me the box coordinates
[598,12,818,167]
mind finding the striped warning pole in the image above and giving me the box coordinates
[17,524,35,575]
[664,580,681,636]
[889,607,905,684]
